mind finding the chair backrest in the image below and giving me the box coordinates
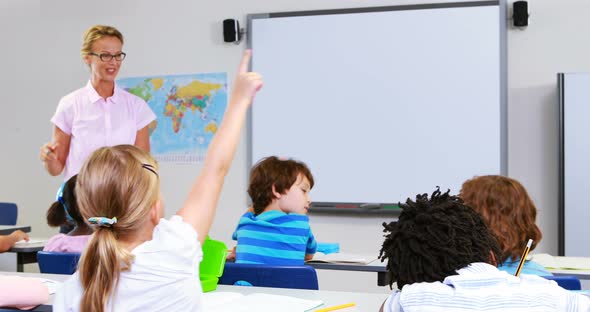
[219,263,319,290]
[0,202,18,225]
[542,275,582,290]
[37,251,81,275]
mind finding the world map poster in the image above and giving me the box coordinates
[117,73,227,163]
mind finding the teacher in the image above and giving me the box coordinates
[40,25,156,180]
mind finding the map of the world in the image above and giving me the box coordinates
[118,73,227,163]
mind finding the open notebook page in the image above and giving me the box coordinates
[305,252,377,265]
[202,292,323,312]
[531,253,590,270]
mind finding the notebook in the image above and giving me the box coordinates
[13,239,46,247]
[202,292,323,312]
[305,252,377,265]
[530,253,590,270]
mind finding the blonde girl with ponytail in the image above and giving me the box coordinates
[53,49,262,312]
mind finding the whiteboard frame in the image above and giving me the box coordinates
[246,1,507,209]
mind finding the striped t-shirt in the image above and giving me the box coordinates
[383,262,590,312]
[232,211,317,265]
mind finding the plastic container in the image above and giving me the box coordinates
[199,238,228,292]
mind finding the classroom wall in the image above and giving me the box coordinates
[1,0,590,293]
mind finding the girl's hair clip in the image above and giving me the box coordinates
[56,181,75,224]
[88,217,117,227]
[142,163,158,177]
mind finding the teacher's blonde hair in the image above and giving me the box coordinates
[80,25,124,59]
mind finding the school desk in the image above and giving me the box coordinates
[307,258,388,286]
[0,271,387,312]
[0,271,67,312]
[0,225,30,236]
[550,269,590,280]
[8,240,46,272]
[308,254,590,287]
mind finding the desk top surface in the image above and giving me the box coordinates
[215,285,387,311]
[308,253,590,279]
[550,269,590,278]
[0,225,31,235]
[9,239,46,252]
[2,272,388,311]
[308,258,387,272]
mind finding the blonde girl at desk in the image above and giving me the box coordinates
[53,50,262,312]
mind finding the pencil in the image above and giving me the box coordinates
[514,239,533,277]
[314,302,356,312]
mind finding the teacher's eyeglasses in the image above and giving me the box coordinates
[88,52,126,62]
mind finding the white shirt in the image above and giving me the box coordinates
[53,215,203,312]
[383,262,590,312]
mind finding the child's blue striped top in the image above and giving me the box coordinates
[232,211,317,265]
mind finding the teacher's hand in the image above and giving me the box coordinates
[39,142,58,163]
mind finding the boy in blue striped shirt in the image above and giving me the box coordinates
[230,156,317,265]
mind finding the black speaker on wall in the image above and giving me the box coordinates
[223,19,241,43]
[513,1,528,27]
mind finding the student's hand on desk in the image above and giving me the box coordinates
[10,230,29,243]
[226,246,236,262]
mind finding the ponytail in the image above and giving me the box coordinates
[46,201,67,227]
[47,175,81,228]
[78,229,134,312]
[75,145,159,311]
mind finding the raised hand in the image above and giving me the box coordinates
[176,49,264,244]
[230,50,263,106]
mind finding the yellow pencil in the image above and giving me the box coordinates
[315,302,356,312]
[514,239,533,277]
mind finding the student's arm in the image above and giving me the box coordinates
[305,228,317,261]
[0,230,29,252]
[176,50,262,244]
[40,126,71,176]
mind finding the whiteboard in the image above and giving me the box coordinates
[248,1,507,205]
[559,72,590,257]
